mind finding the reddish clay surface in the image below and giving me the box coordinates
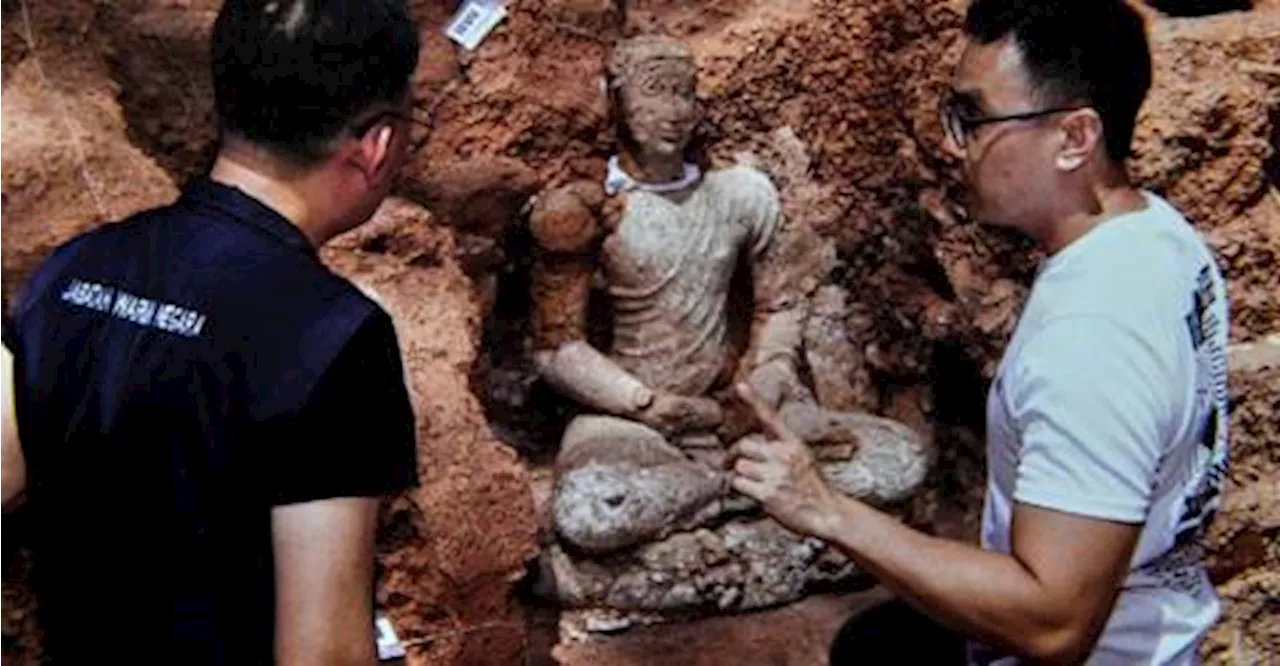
[321,200,540,666]
[1202,348,1280,665]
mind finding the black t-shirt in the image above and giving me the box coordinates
[3,179,417,664]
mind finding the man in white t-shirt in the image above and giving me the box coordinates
[726,1,1229,664]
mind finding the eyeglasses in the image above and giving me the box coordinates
[940,94,1088,149]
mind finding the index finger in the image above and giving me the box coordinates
[735,382,797,442]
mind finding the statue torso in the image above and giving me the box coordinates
[601,167,775,396]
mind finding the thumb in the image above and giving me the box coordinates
[736,382,798,443]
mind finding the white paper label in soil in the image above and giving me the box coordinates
[375,613,406,661]
[445,0,507,50]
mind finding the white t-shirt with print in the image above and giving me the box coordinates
[973,192,1230,666]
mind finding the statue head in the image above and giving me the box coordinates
[608,36,701,160]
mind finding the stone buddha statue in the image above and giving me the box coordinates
[528,35,930,615]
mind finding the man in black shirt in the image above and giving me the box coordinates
[1,1,421,663]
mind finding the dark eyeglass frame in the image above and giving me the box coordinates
[941,97,1089,148]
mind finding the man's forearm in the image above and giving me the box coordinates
[273,498,380,666]
[0,489,24,514]
[814,496,1084,662]
[2,345,25,513]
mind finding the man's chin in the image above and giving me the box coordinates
[974,214,1017,229]
[965,200,1013,229]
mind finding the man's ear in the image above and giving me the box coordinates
[1055,108,1103,172]
[348,120,396,182]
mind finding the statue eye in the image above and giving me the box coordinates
[634,73,692,98]
[645,80,676,96]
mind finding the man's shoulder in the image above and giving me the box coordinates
[11,197,383,389]
[222,253,381,357]
[21,192,244,283]
[220,269,383,418]
[9,206,171,317]
[1029,196,1211,325]
[21,200,374,322]
[1082,194,1208,273]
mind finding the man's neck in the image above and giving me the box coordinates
[208,147,335,248]
[618,149,685,184]
[1038,168,1146,256]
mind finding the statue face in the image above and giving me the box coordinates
[618,63,700,159]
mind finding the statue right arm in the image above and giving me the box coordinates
[534,341,655,416]
[529,183,655,418]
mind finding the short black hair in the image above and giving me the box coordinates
[211,0,420,165]
[963,0,1152,161]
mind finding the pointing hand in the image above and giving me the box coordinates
[728,383,838,539]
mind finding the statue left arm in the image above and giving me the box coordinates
[744,305,809,410]
[734,168,814,410]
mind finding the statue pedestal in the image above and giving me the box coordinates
[530,468,876,623]
[538,519,869,617]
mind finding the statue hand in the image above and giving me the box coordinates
[637,392,724,436]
